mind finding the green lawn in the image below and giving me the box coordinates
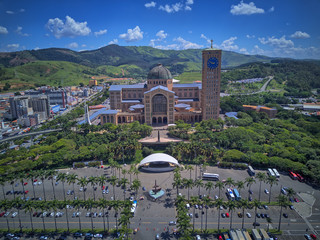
[175,72,201,83]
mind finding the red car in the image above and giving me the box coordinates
[226,212,230,218]
[0,212,5,217]
[294,198,300,202]
[218,235,223,240]
[25,190,29,194]
[102,186,105,190]
[33,179,37,182]
[23,182,28,186]
[310,234,317,240]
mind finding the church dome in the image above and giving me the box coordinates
[147,64,172,80]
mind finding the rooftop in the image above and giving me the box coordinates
[147,64,172,80]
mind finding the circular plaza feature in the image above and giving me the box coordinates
[138,153,180,173]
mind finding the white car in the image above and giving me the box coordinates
[12,212,18,218]
[264,189,269,194]
[79,187,83,192]
[38,181,42,185]
[215,195,218,200]
[246,212,252,218]
[196,235,201,240]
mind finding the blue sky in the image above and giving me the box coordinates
[1,0,320,59]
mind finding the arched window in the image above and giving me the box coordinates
[152,94,167,114]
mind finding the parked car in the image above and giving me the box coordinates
[195,213,199,218]
[226,212,230,218]
[246,212,251,218]
[263,205,269,210]
[12,212,18,218]
[256,213,261,218]
[283,213,288,218]
[253,222,260,226]
[289,205,294,210]
[281,187,288,195]
[310,234,317,240]
[305,234,312,240]
[264,189,269,194]
[294,198,300,202]
[169,221,176,225]
[237,212,243,218]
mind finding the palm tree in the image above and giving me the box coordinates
[252,199,261,228]
[97,175,108,199]
[277,195,290,231]
[77,177,88,200]
[57,172,68,201]
[183,178,193,200]
[236,181,245,196]
[23,199,34,231]
[194,179,203,196]
[224,177,235,190]
[132,179,141,199]
[266,175,278,203]
[108,176,117,200]
[88,176,98,201]
[66,173,78,200]
[189,196,199,231]
[121,169,127,180]
[256,172,266,201]
[45,170,57,200]
[38,170,47,201]
[133,168,140,180]
[245,177,256,199]
[215,181,224,198]
[112,201,122,230]
[120,178,129,200]
[173,173,182,197]
[17,172,27,200]
[27,171,38,199]
[49,199,59,231]
[12,198,23,231]
[0,177,6,200]
[215,198,224,232]
[227,200,237,229]
[205,181,214,198]
[239,199,249,229]
[85,198,95,231]
[286,187,296,201]
[98,198,108,232]
[203,196,211,231]
[186,165,194,180]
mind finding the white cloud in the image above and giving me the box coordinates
[251,45,265,55]
[159,3,183,13]
[108,39,118,45]
[6,10,14,14]
[94,29,107,37]
[145,1,156,8]
[186,0,194,4]
[150,30,168,47]
[81,44,86,48]
[246,34,255,39]
[230,1,264,15]
[0,26,8,34]
[34,47,40,50]
[269,6,275,12]
[46,16,91,39]
[156,30,167,40]
[220,37,239,51]
[67,42,79,49]
[155,37,203,50]
[7,44,19,50]
[259,36,294,48]
[290,31,310,39]
[239,48,249,54]
[185,6,192,11]
[119,26,143,42]
[200,34,211,44]
[19,9,25,13]
[185,0,194,10]
[16,26,30,36]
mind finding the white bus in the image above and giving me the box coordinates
[202,173,219,181]
[267,168,275,177]
[248,166,255,176]
[272,168,280,178]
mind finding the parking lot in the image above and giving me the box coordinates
[0,165,319,240]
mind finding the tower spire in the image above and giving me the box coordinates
[211,39,213,49]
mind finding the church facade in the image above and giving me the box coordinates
[100,48,222,125]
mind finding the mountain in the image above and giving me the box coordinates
[0,44,275,71]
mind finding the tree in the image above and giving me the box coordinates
[88,176,98,201]
[183,178,193,200]
[215,198,224,232]
[23,200,34,231]
[77,177,88,200]
[256,172,266,201]
[287,187,296,201]
[277,195,290,231]
[108,176,117,200]
[245,177,256,200]
[215,181,224,198]
[224,177,235,190]
[57,172,68,201]
[227,200,237,229]
[252,199,261,229]
[266,175,278,203]
[132,179,141,199]
[0,177,6,200]
[189,196,199,231]
[67,173,78,200]
[205,181,214,198]
[203,196,211,231]
[45,170,57,200]
[194,179,203,196]
[236,180,245,196]
[239,199,250,229]
[120,178,129,200]
[38,170,47,201]
[97,175,108,199]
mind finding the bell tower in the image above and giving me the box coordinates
[201,44,222,120]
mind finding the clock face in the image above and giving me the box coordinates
[207,57,219,69]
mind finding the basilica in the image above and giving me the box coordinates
[99,48,222,125]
